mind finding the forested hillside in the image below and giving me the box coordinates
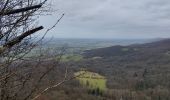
[42,39,170,100]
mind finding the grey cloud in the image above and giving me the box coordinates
[41,0,170,39]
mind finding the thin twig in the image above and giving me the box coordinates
[31,71,86,100]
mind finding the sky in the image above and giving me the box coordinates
[39,0,170,39]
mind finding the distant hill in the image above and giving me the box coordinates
[83,38,170,58]
[65,38,170,99]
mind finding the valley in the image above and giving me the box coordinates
[27,38,170,100]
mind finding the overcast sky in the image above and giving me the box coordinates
[39,0,170,39]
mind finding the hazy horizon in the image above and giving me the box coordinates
[44,36,167,40]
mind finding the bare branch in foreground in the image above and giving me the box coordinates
[32,71,87,100]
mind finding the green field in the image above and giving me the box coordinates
[58,54,83,62]
[74,71,107,91]
[121,48,129,51]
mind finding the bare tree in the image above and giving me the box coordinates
[0,0,67,100]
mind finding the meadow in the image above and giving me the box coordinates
[74,71,107,91]
[60,54,83,62]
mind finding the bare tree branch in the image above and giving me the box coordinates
[4,26,43,48]
[32,71,87,100]
[0,5,42,16]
